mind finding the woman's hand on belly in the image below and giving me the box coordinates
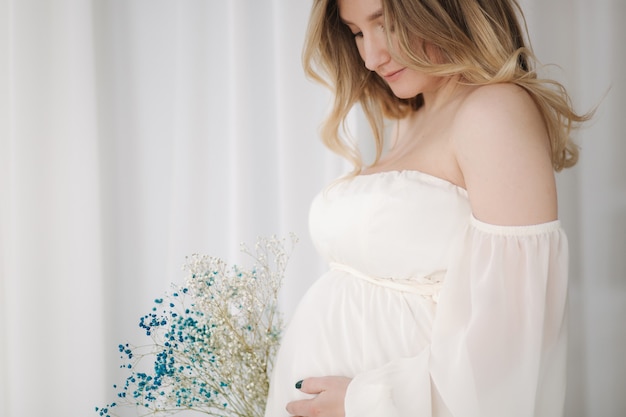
[285,376,352,417]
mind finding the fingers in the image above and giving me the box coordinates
[285,397,314,416]
[297,376,351,394]
[286,376,351,416]
[286,378,324,416]
[296,377,327,395]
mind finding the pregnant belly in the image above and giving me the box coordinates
[275,268,436,380]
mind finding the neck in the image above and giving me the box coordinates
[420,76,465,114]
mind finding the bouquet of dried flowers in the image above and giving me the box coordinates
[96,235,296,417]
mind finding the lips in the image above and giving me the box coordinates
[381,68,405,81]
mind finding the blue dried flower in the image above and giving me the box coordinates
[97,235,297,417]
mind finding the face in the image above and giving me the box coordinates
[337,0,439,99]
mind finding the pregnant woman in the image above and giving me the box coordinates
[265,0,590,416]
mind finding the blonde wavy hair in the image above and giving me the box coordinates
[303,0,591,173]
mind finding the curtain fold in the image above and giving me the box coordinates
[1,0,106,414]
[0,1,623,416]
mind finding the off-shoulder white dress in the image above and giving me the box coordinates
[264,170,568,417]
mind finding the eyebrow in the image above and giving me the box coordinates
[340,8,384,25]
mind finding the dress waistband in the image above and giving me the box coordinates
[329,262,445,301]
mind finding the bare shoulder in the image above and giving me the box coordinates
[452,83,558,226]
[456,83,544,132]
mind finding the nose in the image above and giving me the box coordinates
[362,32,391,71]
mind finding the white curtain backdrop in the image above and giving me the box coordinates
[0,1,623,417]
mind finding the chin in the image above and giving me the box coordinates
[387,81,423,99]
[391,88,421,99]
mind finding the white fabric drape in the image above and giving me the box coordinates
[343,219,569,417]
[0,1,623,417]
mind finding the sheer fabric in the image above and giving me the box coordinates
[345,218,568,417]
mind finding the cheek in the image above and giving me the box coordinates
[394,34,427,60]
[387,34,416,65]
[423,42,443,63]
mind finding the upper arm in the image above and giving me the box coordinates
[453,84,558,226]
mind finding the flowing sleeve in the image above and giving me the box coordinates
[344,216,569,417]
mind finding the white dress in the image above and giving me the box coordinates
[264,170,568,417]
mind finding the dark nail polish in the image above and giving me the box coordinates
[295,380,303,389]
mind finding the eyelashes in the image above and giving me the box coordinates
[351,24,386,39]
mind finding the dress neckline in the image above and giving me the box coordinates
[356,169,468,194]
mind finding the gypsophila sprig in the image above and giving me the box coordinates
[97,234,297,417]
